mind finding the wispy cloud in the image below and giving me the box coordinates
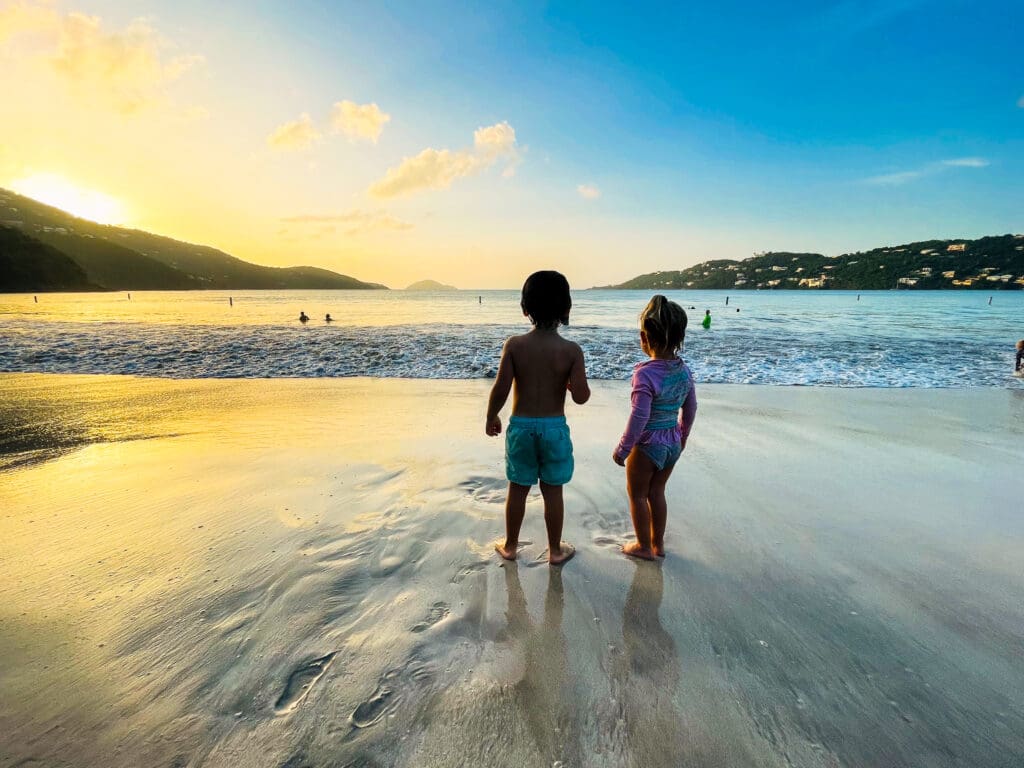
[267,113,321,151]
[368,121,519,199]
[0,1,203,114]
[942,157,989,168]
[863,157,990,186]
[577,183,601,199]
[281,209,413,235]
[331,100,390,143]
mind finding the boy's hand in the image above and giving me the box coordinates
[612,452,625,466]
[486,415,502,436]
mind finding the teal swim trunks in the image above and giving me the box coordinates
[505,415,574,486]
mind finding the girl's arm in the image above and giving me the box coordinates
[679,378,697,450]
[614,370,654,462]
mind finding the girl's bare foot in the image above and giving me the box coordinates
[653,544,666,558]
[494,541,518,561]
[548,541,575,566]
[622,541,656,561]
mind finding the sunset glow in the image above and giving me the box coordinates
[9,174,127,226]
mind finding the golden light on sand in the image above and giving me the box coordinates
[9,173,127,225]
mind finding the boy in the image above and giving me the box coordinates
[486,271,590,565]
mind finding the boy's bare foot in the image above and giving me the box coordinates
[622,541,656,561]
[653,544,666,558]
[548,541,575,566]
[494,541,518,561]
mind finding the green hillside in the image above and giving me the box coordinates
[0,188,388,291]
[0,225,98,292]
[606,235,1024,290]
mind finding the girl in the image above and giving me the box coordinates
[613,295,697,560]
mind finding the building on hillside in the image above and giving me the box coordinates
[942,270,956,278]
[897,277,918,287]
[947,243,966,252]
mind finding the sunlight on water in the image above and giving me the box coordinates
[1,290,1022,386]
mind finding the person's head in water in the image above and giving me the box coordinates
[325,313,333,322]
[299,311,308,321]
[520,270,571,329]
[639,295,687,357]
[705,309,710,317]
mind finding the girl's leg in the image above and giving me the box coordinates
[648,462,676,557]
[496,482,531,560]
[539,481,574,564]
[623,448,657,560]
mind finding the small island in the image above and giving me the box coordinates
[406,279,457,291]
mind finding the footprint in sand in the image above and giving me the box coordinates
[349,661,433,731]
[451,561,489,583]
[410,601,450,633]
[274,652,337,715]
[458,475,507,504]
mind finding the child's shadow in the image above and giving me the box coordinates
[615,562,686,767]
[501,562,582,767]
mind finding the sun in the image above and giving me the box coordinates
[9,173,128,226]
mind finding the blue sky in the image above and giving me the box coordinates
[3,0,1021,286]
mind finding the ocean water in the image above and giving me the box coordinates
[1,289,1022,386]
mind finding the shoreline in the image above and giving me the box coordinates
[1,374,1022,766]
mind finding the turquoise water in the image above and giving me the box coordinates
[1,289,1021,386]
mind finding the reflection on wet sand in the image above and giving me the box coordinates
[501,562,582,768]
[614,563,685,768]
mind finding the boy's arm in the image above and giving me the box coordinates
[486,340,515,435]
[567,343,590,405]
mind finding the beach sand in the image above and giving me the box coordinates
[1,373,1022,767]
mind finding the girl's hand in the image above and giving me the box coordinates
[486,416,502,436]
[612,452,626,466]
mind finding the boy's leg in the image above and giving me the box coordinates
[624,449,657,560]
[648,464,675,557]
[539,481,575,565]
[496,482,531,560]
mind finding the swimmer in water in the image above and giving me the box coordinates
[299,311,309,323]
[1015,339,1023,377]
[701,310,711,329]
[325,313,333,322]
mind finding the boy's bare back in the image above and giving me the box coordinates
[503,328,589,417]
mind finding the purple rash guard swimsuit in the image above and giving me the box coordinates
[615,357,697,470]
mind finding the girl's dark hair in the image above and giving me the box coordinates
[521,271,571,329]
[640,294,687,353]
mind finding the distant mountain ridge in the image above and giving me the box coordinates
[604,235,1024,290]
[406,279,457,291]
[0,188,387,292]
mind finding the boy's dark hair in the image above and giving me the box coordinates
[521,271,571,329]
[641,294,688,353]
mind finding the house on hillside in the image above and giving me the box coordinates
[947,243,966,252]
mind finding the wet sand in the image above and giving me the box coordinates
[1,374,1022,768]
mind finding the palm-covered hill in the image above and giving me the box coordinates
[0,188,387,292]
[605,235,1024,290]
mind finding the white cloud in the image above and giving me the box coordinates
[368,121,519,199]
[267,113,321,151]
[863,157,989,186]
[280,209,413,235]
[0,1,203,114]
[942,157,989,168]
[863,169,926,186]
[331,100,390,143]
[577,183,601,199]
